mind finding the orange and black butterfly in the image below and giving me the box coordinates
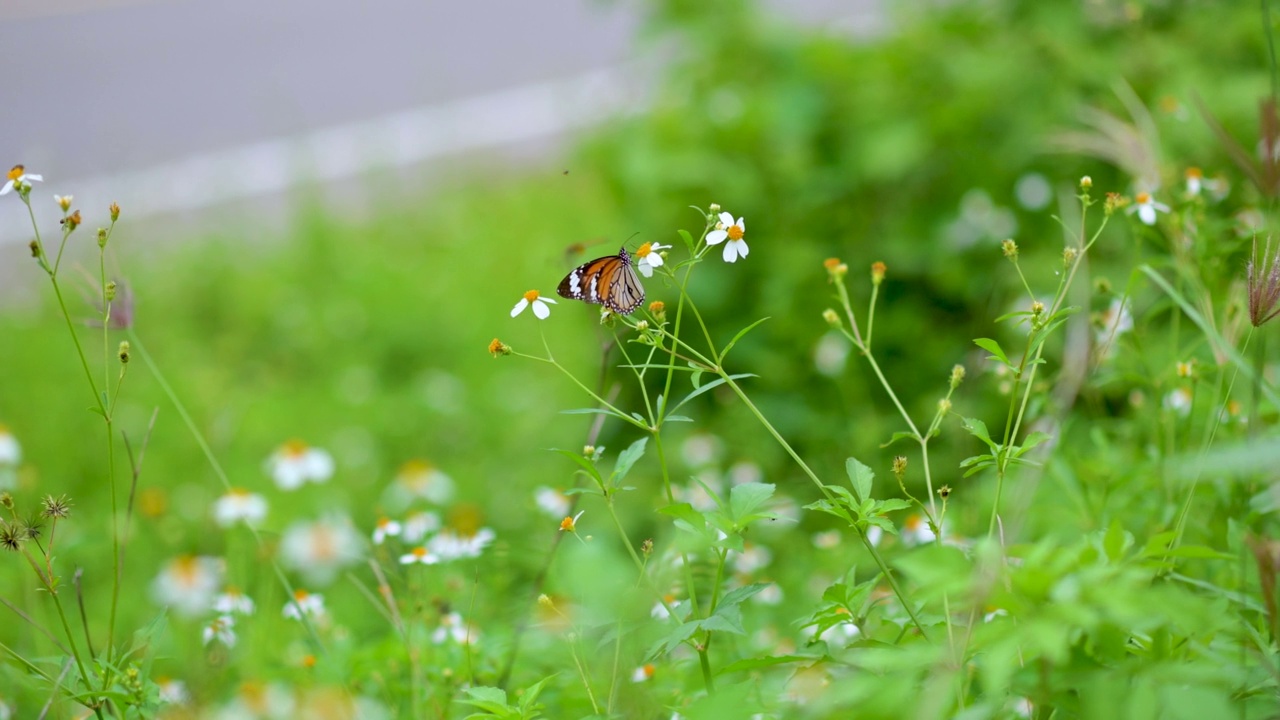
[557,247,645,315]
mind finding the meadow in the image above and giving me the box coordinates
[1,0,1278,717]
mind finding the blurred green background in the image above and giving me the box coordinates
[0,0,1274,714]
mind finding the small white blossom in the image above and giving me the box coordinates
[279,515,364,584]
[427,527,496,561]
[401,510,442,543]
[0,165,43,196]
[1127,192,1169,226]
[151,556,222,617]
[901,515,936,546]
[388,460,455,506]
[633,241,671,278]
[202,615,236,647]
[534,486,571,518]
[157,678,190,704]
[213,488,268,527]
[267,440,334,490]
[1185,167,1203,196]
[432,611,476,645]
[732,543,772,575]
[1164,387,1193,417]
[399,546,440,565]
[0,426,20,465]
[213,587,256,616]
[511,289,556,320]
[282,589,326,620]
[372,516,403,545]
[705,212,748,262]
[631,664,656,683]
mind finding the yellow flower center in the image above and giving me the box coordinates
[905,514,922,531]
[377,516,393,528]
[412,546,429,559]
[282,439,308,457]
[7,165,23,181]
[559,516,576,532]
[727,224,744,241]
[449,504,483,535]
[294,589,310,601]
[523,289,541,302]
[228,487,250,498]
[1185,167,1203,179]
[636,242,653,257]
[1135,192,1152,204]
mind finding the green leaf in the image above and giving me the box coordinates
[845,457,875,503]
[973,338,1010,366]
[647,619,702,659]
[461,686,509,707]
[611,438,648,484]
[560,407,624,417]
[703,604,747,635]
[550,449,603,486]
[879,430,917,448]
[677,228,695,251]
[1163,545,1233,560]
[961,417,998,453]
[664,414,694,423]
[668,373,758,417]
[873,498,913,513]
[717,582,771,609]
[716,654,815,675]
[803,499,854,523]
[1014,431,1052,457]
[720,317,771,362]
[729,483,775,523]
[659,503,707,533]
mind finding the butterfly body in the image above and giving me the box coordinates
[557,247,645,315]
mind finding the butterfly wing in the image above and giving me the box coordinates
[557,247,645,315]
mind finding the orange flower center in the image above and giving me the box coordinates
[905,515,922,531]
[412,547,429,558]
[523,290,541,302]
[559,516,576,532]
[636,242,653,257]
[294,589,310,601]
[727,224,744,241]
[1185,167,1203,179]
[1135,192,1152,204]
[7,165,23,181]
[282,439,308,457]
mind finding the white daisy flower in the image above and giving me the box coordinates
[1164,387,1193,417]
[372,516,402,545]
[151,556,222,617]
[900,515,936,546]
[705,211,748,262]
[431,611,476,645]
[631,664,656,683]
[389,459,454,506]
[534,486,571,518]
[282,589,326,620]
[0,165,43,196]
[633,241,671,278]
[1127,192,1169,226]
[401,510,441,543]
[426,527,496,561]
[651,594,678,619]
[202,615,236,647]
[983,607,1009,623]
[511,289,556,320]
[267,440,334,491]
[1185,167,1203,196]
[279,515,364,584]
[399,546,440,565]
[0,426,20,465]
[157,678,190,704]
[212,488,267,527]
[213,587,256,616]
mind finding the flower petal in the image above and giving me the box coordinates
[1138,205,1156,226]
[648,253,664,267]
[735,217,745,232]
[0,181,12,196]
[735,240,749,258]
[638,263,654,278]
[26,174,42,182]
[511,298,530,317]
[717,212,735,226]
[723,241,739,263]
[532,299,551,319]
[706,230,727,245]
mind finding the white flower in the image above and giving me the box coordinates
[983,607,1009,623]
[279,515,364,584]
[558,510,584,533]
[1127,192,1169,226]
[399,546,440,565]
[267,440,334,490]
[388,459,454,506]
[631,664,656,683]
[0,426,20,465]
[372,516,402,545]
[534,486,571,518]
[633,241,671,278]
[732,543,772,575]
[811,529,842,549]
[426,527,496,561]
[54,194,73,211]
[432,611,476,645]
[866,524,883,547]
[705,212,748,262]
[651,594,678,619]
[1164,387,1193,417]
[213,488,267,527]
[213,587,256,616]
[1011,697,1033,718]
[511,289,556,320]
[0,698,13,720]
[1096,299,1134,344]
[0,165,43,196]
[202,615,236,647]
[157,678,190,704]
[1185,167,1203,196]
[401,510,442,543]
[283,589,326,620]
[901,515,935,546]
[151,556,222,617]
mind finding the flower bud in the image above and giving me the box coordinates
[97,227,108,248]
[1079,176,1092,189]
[949,364,965,389]
[641,538,654,556]
[55,194,73,212]
[1104,192,1126,216]
[822,308,841,328]
[1001,238,1018,259]
[61,210,81,232]
[891,456,908,480]
[109,202,120,222]
[488,338,511,357]
[29,240,40,258]
[937,398,952,413]
[824,257,848,280]
[938,485,952,499]
[648,300,666,323]
[118,340,131,364]
[708,203,721,213]
[105,281,117,302]
[1062,247,1078,265]
[870,261,886,286]
[1031,300,1045,317]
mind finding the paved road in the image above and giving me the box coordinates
[0,0,878,293]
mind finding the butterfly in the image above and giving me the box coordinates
[557,246,645,315]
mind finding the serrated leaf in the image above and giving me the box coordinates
[729,483,775,523]
[704,603,747,635]
[962,417,998,452]
[718,582,770,609]
[873,498,913,513]
[803,499,854,523]
[659,502,707,533]
[973,338,1010,367]
[611,438,648,483]
[462,686,508,706]
[845,457,875,503]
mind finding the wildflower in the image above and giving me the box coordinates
[901,514,936,546]
[865,524,883,547]
[371,516,402,545]
[1176,360,1196,379]
[1063,246,1078,265]
[938,485,952,499]
[705,212,748,262]
[510,289,556,319]
[891,455,908,480]
[708,203,721,214]
[157,677,190,704]
[41,494,72,519]
[117,340,130,364]
[641,538,654,556]
[151,556,222,617]
[391,459,455,505]
[267,440,334,490]
[648,300,666,322]
[1096,299,1134,344]
[1164,387,1192,417]
[279,515,364,584]
[1185,167,1203,196]
[634,241,671,277]
[432,611,476,645]
[949,364,965,389]
[0,165,42,196]
[0,523,23,551]
[1248,237,1280,327]
[1080,176,1093,189]
[213,587,256,615]
[870,261,886,285]
[283,589,326,620]
[61,210,81,231]
[631,664,656,683]
[1001,238,1018,259]
[54,194,73,212]
[0,426,20,465]
[532,481,568,515]
[651,594,678,619]
[1104,192,1127,215]
[1011,697,1033,718]
[399,546,440,565]
[559,510,584,533]
[823,257,848,279]
[202,615,237,647]
[109,201,120,221]
[426,527,496,561]
[212,488,267,527]
[1126,192,1169,226]
[488,338,511,357]
[822,308,840,327]
[401,510,442,543]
